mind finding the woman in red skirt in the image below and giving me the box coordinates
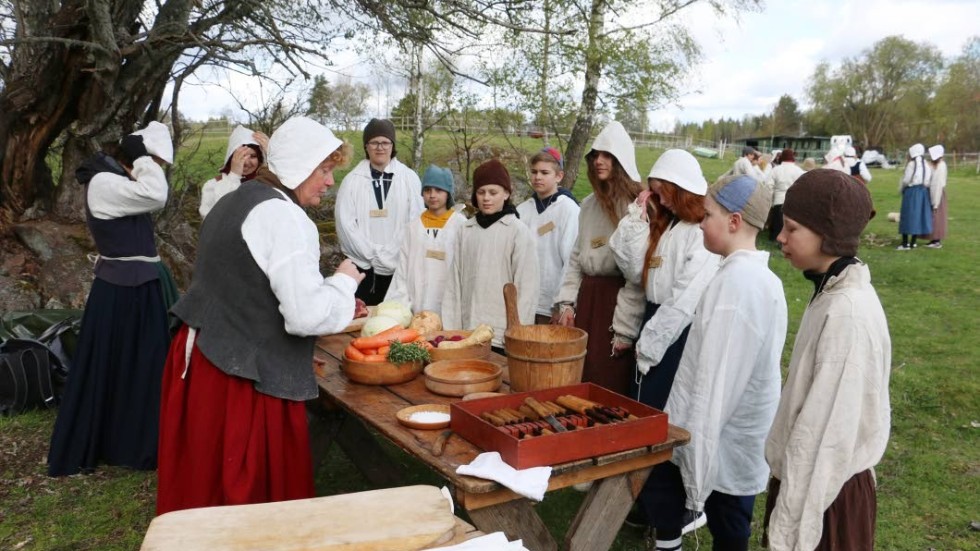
[156,117,364,515]
[552,121,645,396]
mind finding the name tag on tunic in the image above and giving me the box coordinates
[648,256,663,269]
[426,249,446,261]
[369,208,389,218]
[590,236,608,249]
[537,221,556,236]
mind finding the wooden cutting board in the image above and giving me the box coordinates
[141,485,456,551]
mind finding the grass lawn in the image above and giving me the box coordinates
[2,132,978,550]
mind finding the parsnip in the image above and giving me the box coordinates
[437,324,494,349]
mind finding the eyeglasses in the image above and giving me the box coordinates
[367,141,393,150]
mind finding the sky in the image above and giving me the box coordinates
[175,0,979,133]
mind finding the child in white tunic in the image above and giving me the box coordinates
[442,159,539,348]
[645,175,787,551]
[516,147,580,323]
[384,165,466,314]
[199,125,267,219]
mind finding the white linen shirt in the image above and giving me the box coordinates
[87,157,168,220]
[335,158,424,275]
[555,195,645,339]
[766,163,805,207]
[442,215,539,347]
[900,157,931,191]
[765,263,891,551]
[516,195,580,316]
[609,203,720,372]
[384,211,467,314]
[666,250,787,512]
[241,188,358,336]
[928,159,947,207]
[199,172,244,219]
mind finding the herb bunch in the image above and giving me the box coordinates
[386,340,431,364]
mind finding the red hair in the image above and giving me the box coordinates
[641,181,706,288]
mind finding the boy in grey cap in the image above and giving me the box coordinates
[646,175,787,551]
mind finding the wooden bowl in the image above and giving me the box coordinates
[342,357,424,386]
[424,359,503,397]
[462,391,506,401]
[424,330,491,363]
[396,404,452,430]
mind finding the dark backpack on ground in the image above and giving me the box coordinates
[0,318,75,416]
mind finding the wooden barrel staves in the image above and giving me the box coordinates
[502,283,589,392]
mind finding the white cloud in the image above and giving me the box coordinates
[648,0,978,131]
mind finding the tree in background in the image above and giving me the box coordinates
[0,0,537,223]
[484,0,758,191]
[307,75,371,132]
[771,94,803,136]
[932,37,980,152]
[806,36,943,148]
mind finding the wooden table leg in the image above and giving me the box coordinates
[306,398,405,487]
[564,466,653,551]
[466,500,558,551]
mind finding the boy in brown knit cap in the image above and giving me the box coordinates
[764,169,892,551]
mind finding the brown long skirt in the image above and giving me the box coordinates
[574,274,634,396]
[763,469,876,550]
[920,189,947,241]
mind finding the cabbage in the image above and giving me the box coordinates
[375,300,412,328]
[361,315,401,337]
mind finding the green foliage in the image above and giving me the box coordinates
[306,75,371,132]
[806,36,944,149]
[931,37,980,151]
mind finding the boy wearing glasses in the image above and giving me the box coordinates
[336,118,424,304]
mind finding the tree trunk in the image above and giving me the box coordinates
[559,0,605,191]
[411,45,426,170]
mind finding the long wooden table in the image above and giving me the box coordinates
[312,333,690,551]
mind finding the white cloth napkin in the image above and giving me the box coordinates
[455,452,552,502]
[429,532,528,550]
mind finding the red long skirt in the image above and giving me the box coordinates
[156,325,314,516]
[575,275,635,396]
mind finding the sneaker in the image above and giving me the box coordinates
[926,242,943,249]
[681,510,707,535]
[896,245,911,251]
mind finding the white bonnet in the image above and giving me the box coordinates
[589,121,641,182]
[267,117,342,190]
[928,145,944,161]
[648,149,707,196]
[131,121,173,164]
[908,143,925,158]
[225,125,261,164]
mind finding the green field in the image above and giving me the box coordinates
[2,130,978,550]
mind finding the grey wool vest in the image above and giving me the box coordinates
[171,181,317,400]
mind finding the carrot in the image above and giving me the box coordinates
[345,345,365,361]
[378,345,391,356]
[350,325,402,351]
[351,328,420,351]
[361,354,387,362]
[363,348,378,356]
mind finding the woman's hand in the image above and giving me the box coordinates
[228,146,250,176]
[252,131,270,152]
[335,258,366,284]
[610,334,633,358]
[552,304,575,327]
[635,190,653,222]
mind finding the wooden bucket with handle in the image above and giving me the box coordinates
[502,283,588,392]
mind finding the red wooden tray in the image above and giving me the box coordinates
[450,383,668,469]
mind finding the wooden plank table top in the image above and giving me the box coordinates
[313,332,690,551]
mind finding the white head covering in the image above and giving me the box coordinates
[131,121,173,164]
[824,146,844,164]
[844,146,857,158]
[908,143,925,158]
[928,145,944,161]
[648,149,707,196]
[225,125,261,165]
[589,121,641,182]
[267,117,342,190]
